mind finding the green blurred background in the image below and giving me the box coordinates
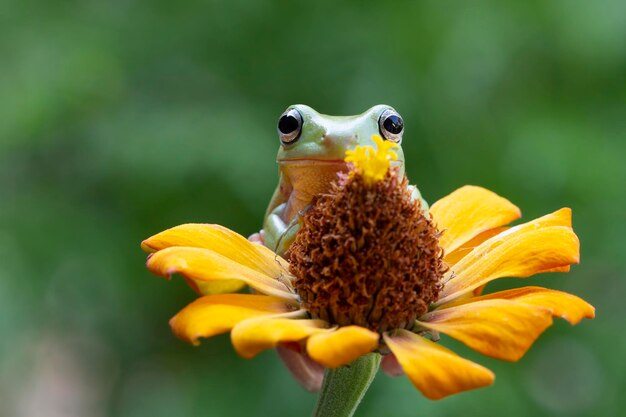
[1,0,624,416]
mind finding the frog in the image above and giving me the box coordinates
[250,104,429,258]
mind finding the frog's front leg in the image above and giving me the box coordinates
[408,184,430,216]
[263,202,302,257]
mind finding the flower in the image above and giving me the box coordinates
[289,151,446,333]
[141,139,594,400]
[344,134,399,185]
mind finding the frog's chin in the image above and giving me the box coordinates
[277,158,404,220]
[277,159,348,219]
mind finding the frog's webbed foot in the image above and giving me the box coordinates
[263,202,290,254]
[263,202,304,257]
[248,230,265,245]
[274,217,301,256]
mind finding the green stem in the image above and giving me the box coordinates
[312,353,381,417]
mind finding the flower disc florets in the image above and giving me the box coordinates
[289,140,446,333]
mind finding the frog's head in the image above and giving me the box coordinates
[275,104,406,176]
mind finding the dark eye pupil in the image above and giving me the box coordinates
[278,115,300,134]
[383,115,403,134]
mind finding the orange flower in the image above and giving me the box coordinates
[141,185,593,400]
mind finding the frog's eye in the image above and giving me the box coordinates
[379,109,404,143]
[278,108,303,144]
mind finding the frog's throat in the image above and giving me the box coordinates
[278,160,349,223]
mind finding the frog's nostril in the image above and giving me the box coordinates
[322,135,358,148]
[321,135,334,147]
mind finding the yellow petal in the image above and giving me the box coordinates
[418,299,553,361]
[531,207,572,228]
[541,265,571,273]
[146,247,296,300]
[430,186,521,254]
[306,326,380,368]
[383,330,494,400]
[440,286,594,325]
[170,294,292,345]
[141,223,289,277]
[187,278,247,295]
[444,227,508,266]
[438,209,580,304]
[231,318,328,359]
[443,208,572,267]
[442,265,571,303]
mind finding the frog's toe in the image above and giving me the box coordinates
[248,231,265,245]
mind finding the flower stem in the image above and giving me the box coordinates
[312,353,381,417]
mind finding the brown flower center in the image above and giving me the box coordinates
[288,169,446,333]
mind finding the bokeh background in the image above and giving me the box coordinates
[1,1,625,416]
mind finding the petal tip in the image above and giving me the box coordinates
[145,254,172,280]
[169,316,201,346]
[425,369,495,400]
[572,302,596,323]
[587,305,596,319]
[141,240,156,253]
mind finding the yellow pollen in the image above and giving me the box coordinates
[344,135,399,185]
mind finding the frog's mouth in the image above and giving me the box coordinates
[277,158,347,165]
[277,159,403,167]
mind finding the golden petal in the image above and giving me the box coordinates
[231,318,328,359]
[146,246,296,300]
[440,286,594,325]
[444,227,508,266]
[383,330,494,400]
[419,299,554,361]
[443,267,571,303]
[430,186,521,254]
[306,326,380,368]
[187,278,247,295]
[443,208,572,267]
[439,209,579,304]
[541,265,571,273]
[170,294,292,345]
[141,223,289,276]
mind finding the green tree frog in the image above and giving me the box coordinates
[250,104,428,257]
